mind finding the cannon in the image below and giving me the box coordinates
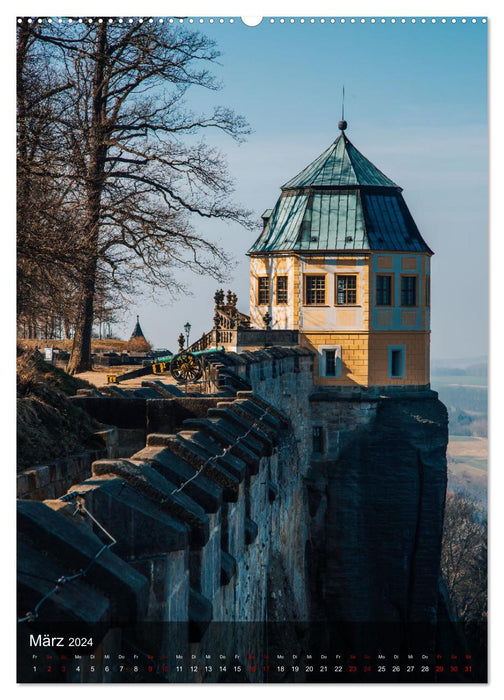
[107,346,224,385]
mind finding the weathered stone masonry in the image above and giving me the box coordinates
[17,346,448,682]
[307,393,448,625]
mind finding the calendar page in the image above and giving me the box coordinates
[16,11,488,684]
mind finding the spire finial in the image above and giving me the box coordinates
[338,85,347,132]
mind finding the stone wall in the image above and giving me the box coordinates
[17,346,449,683]
[18,349,316,682]
[307,393,448,629]
[16,428,118,501]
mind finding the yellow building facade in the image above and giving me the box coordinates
[248,123,432,389]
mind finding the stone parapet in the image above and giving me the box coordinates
[17,351,315,681]
[16,444,111,501]
[17,344,448,682]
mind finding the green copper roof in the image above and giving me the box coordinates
[249,129,432,255]
[282,132,399,189]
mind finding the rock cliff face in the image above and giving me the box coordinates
[307,396,448,626]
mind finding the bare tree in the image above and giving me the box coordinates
[93,269,125,339]
[17,20,88,338]
[440,492,487,622]
[17,19,253,373]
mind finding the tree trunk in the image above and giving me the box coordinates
[67,260,97,373]
[67,23,108,374]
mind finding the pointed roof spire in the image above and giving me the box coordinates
[130,314,145,340]
[338,85,347,132]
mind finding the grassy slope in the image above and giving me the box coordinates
[17,348,102,472]
[18,338,129,353]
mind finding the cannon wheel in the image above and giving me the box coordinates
[170,352,204,384]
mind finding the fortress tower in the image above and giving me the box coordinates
[248,121,433,389]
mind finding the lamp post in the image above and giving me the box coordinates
[184,321,191,349]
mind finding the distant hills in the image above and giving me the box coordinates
[431,355,487,368]
[431,357,487,438]
[431,357,488,509]
[431,361,487,378]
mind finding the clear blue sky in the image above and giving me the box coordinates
[116,17,487,362]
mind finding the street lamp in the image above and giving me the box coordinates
[184,321,192,349]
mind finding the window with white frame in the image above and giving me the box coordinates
[319,345,342,378]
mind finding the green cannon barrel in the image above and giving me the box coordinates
[107,346,225,384]
[154,346,225,364]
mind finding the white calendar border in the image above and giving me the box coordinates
[4,2,499,699]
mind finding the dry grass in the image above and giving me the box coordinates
[18,338,129,353]
[17,348,102,472]
[447,437,487,461]
[126,336,152,352]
